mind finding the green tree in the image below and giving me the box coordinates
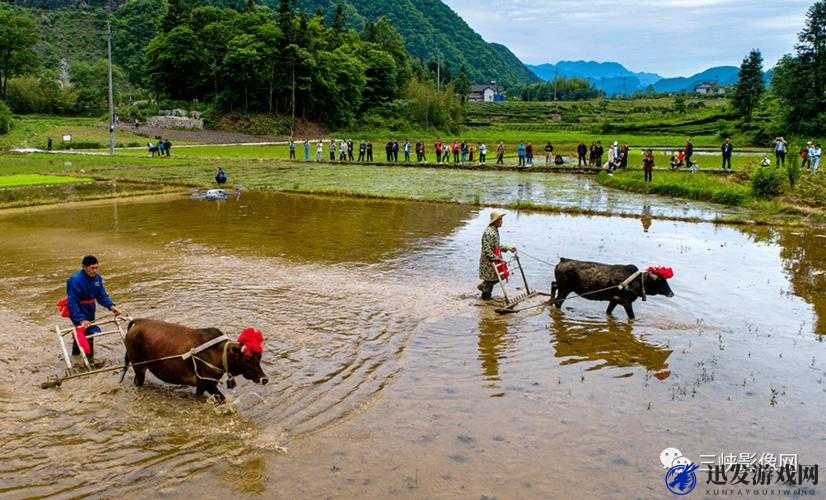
[113,0,166,86]
[0,100,12,135]
[674,94,687,114]
[731,49,764,122]
[773,1,826,134]
[145,26,208,100]
[0,5,39,99]
[222,34,263,111]
[453,67,471,103]
[70,59,127,114]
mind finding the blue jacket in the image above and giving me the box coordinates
[66,270,114,325]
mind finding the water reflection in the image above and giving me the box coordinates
[641,205,652,233]
[477,312,511,389]
[548,312,672,379]
[739,226,826,335]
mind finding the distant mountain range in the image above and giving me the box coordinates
[526,60,762,95]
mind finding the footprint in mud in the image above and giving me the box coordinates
[456,434,475,447]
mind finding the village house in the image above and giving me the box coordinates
[467,83,504,102]
[694,82,726,95]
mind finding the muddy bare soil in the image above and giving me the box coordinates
[0,192,824,498]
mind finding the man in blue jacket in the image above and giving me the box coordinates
[67,255,120,360]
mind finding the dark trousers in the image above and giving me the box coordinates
[722,155,732,170]
[453,152,459,163]
[644,169,653,183]
[775,152,785,167]
[480,153,486,163]
[496,153,504,164]
[367,151,373,162]
[685,154,693,166]
[578,154,586,166]
[480,280,497,300]
[436,151,442,162]
[289,150,296,160]
[358,151,365,162]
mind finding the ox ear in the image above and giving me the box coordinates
[230,343,243,356]
[647,271,661,281]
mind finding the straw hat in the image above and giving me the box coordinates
[489,211,505,224]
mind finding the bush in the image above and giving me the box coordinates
[795,173,826,206]
[6,76,77,114]
[0,100,12,134]
[787,155,802,187]
[215,113,291,136]
[750,166,786,198]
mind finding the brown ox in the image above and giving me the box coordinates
[122,319,268,402]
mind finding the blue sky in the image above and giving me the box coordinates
[441,0,813,76]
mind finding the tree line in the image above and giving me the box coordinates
[514,77,603,102]
[0,0,464,131]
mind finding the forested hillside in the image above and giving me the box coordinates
[11,0,537,87]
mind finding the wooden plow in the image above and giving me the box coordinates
[494,253,552,315]
[41,314,132,389]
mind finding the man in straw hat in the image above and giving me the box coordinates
[478,211,517,300]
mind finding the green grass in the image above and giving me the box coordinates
[596,170,752,206]
[0,115,153,150]
[0,174,92,187]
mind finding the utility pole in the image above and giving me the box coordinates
[106,0,115,157]
[436,54,441,92]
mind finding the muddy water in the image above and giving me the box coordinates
[0,192,824,498]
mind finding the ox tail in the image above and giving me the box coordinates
[120,351,130,383]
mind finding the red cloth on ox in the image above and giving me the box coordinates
[238,327,264,356]
[647,266,674,279]
[493,247,509,280]
[74,326,92,355]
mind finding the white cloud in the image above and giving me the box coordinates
[443,0,812,75]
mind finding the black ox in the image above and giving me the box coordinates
[552,258,674,319]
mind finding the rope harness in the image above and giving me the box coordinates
[122,335,236,387]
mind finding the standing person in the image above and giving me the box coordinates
[595,141,604,166]
[620,144,629,169]
[164,139,173,157]
[468,143,475,163]
[811,143,822,172]
[801,142,811,170]
[721,137,733,171]
[544,142,554,166]
[452,141,460,164]
[479,142,487,165]
[684,137,694,168]
[329,140,336,162]
[385,141,392,162]
[643,149,655,183]
[358,141,366,162]
[415,141,423,163]
[420,141,427,163]
[589,142,597,166]
[403,139,411,162]
[477,211,516,301]
[517,142,526,167]
[347,139,354,162]
[526,142,534,166]
[289,139,296,160]
[774,137,787,167]
[315,140,323,161]
[65,255,121,362]
[47,137,53,151]
[339,140,347,162]
[435,139,442,163]
[496,142,505,164]
[460,141,468,164]
[577,142,587,166]
[392,140,399,162]
[303,139,311,161]
[366,142,374,162]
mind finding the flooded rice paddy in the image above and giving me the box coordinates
[0,191,824,498]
